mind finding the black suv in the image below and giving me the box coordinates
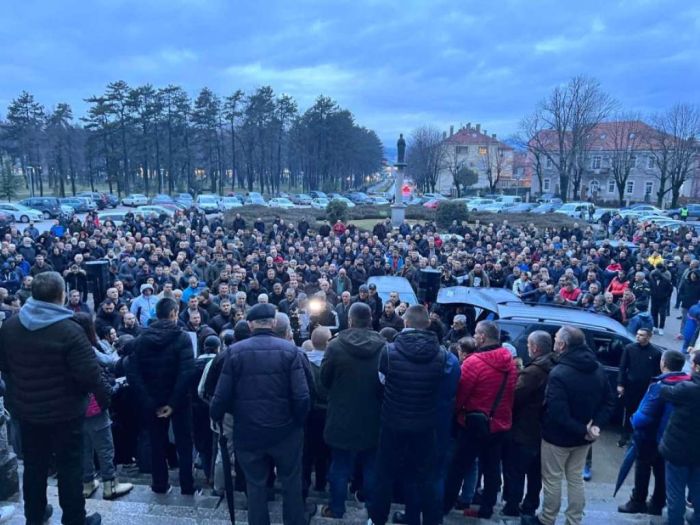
[19,197,62,219]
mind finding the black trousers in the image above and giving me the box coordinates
[302,408,330,496]
[369,427,440,525]
[145,406,194,494]
[443,427,505,517]
[502,438,541,513]
[20,417,85,525]
[622,384,647,437]
[632,438,665,506]
[651,298,668,329]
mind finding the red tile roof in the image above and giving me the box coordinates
[444,127,513,150]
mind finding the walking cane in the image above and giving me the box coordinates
[216,422,236,524]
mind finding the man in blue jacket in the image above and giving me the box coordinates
[659,351,700,525]
[618,350,689,515]
[210,303,310,525]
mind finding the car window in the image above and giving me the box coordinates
[586,331,629,368]
[496,321,530,361]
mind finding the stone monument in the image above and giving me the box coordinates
[391,133,407,227]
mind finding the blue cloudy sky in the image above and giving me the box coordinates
[1,0,698,149]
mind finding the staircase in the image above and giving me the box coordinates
[0,465,668,524]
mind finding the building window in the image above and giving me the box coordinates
[647,156,655,169]
[589,180,600,194]
[456,146,469,155]
[543,178,551,191]
[645,181,653,195]
[592,156,602,169]
[626,181,635,194]
[608,179,615,193]
[546,157,553,168]
[478,146,487,156]
[630,155,637,168]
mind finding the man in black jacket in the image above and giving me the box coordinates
[0,271,107,525]
[210,303,310,525]
[659,351,700,525]
[320,303,386,519]
[524,326,614,525]
[369,305,446,525]
[617,328,661,446]
[126,297,196,495]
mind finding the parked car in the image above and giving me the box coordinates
[368,196,390,205]
[291,193,313,205]
[625,204,665,214]
[503,202,536,213]
[135,205,176,219]
[347,192,372,204]
[59,204,75,217]
[537,194,562,204]
[98,211,126,226]
[175,193,194,207]
[496,195,524,205]
[436,286,658,398]
[150,194,175,205]
[77,192,111,209]
[367,276,418,306]
[331,196,356,208]
[309,191,328,200]
[0,202,44,223]
[423,199,442,210]
[531,202,562,214]
[19,197,63,219]
[122,194,149,207]
[666,204,700,220]
[268,197,296,209]
[103,193,119,208]
[61,197,97,213]
[423,193,448,201]
[467,198,497,212]
[196,194,221,213]
[555,201,595,218]
[219,196,243,210]
[310,197,330,209]
[482,202,512,213]
[244,192,268,206]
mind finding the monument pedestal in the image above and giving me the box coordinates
[0,397,19,500]
[391,203,406,227]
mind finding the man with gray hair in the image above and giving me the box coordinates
[211,303,310,525]
[523,326,614,525]
[502,331,557,517]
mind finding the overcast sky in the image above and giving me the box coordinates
[1,0,698,151]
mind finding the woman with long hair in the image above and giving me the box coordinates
[73,312,133,501]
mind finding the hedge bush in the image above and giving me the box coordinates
[326,200,349,223]
[435,200,469,228]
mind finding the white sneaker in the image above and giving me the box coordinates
[658,329,664,336]
[0,505,15,523]
[653,327,659,334]
[83,479,100,499]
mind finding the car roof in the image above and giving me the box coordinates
[437,286,520,310]
[367,276,418,305]
[496,302,628,335]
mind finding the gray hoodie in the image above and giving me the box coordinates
[19,298,74,331]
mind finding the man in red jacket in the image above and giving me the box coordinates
[443,320,517,520]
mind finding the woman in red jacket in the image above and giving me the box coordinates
[607,269,629,301]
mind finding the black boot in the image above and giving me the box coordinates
[618,498,646,514]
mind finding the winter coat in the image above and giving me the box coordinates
[680,276,700,310]
[378,329,446,432]
[541,343,615,447]
[660,373,700,466]
[617,342,661,388]
[210,329,310,451]
[512,352,558,448]
[455,344,518,434]
[0,298,109,424]
[607,277,629,299]
[321,327,386,451]
[378,312,404,332]
[631,371,690,444]
[649,269,674,301]
[125,319,195,416]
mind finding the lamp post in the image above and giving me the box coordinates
[391,134,407,227]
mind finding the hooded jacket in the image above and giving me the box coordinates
[0,298,109,424]
[660,373,700,466]
[541,343,615,447]
[321,327,386,451]
[379,329,446,432]
[456,344,518,433]
[125,319,195,416]
[631,371,690,444]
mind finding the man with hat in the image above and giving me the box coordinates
[211,303,311,525]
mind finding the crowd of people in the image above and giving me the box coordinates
[0,205,700,525]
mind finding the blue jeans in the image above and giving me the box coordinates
[666,462,700,525]
[82,412,116,483]
[328,447,375,517]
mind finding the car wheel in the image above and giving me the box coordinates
[20,215,29,223]
[43,211,51,219]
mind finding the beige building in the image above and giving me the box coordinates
[437,124,514,195]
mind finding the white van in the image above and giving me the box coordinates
[555,202,595,218]
[496,195,523,205]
